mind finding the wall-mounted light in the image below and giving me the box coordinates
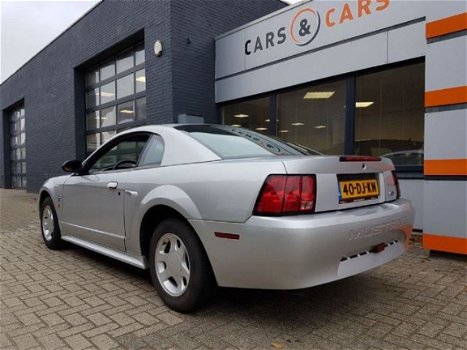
[154,40,163,57]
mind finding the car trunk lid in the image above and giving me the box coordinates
[279,155,399,213]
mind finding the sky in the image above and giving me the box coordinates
[0,0,100,83]
[0,0,300,84]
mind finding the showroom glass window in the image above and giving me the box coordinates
[277,80,346,154]
[221,81,346,155]
[9,105,26,188]
[222,97,270,134]
[84,42,146,154]
[355,62,424,167]
[220,60,425,171]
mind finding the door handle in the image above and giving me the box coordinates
[107,181,118,189]
[125,190,138,197]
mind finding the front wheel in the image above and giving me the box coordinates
[40,197,63,250]
[149,218,216,312]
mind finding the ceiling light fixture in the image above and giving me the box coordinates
[314,125,326,129]
[231,124,241,127]
[279,130,289,133]
[291,122,304,126]
[136,76,146,83]
[303,91,335,99]
[265,119,270,122]
[100,92,115,97]
[234,114,249,118]
[120,109,134,114]
[256,127,268,131]
[356,101,374,108]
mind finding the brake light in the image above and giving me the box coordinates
[254,175,316,215]
[340,155,381,162]
[391,170,400,199]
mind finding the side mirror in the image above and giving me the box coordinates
[62,160,83,173]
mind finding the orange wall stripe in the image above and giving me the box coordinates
[426,12,467,39]
[424,159,467,176]
[425,86,467,107]
[423,233,467,255]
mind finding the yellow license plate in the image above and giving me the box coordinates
[339,179,379,202]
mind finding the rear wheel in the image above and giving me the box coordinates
[149,218,215,312]
[40,197,63,250]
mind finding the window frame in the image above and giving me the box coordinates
[84,42,147,154]
[9,105,27,188]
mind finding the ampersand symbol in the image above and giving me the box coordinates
[299,19,311,37]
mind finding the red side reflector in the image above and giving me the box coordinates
[340,155,381,162]
[214,232,240,240]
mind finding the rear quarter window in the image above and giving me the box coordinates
[139,136,164,166]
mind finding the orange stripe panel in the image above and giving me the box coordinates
[425,86,467,107]
[424,159,467,176]
[426,12,467,39]
[423,233,467,255]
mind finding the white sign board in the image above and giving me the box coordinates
[216,0,426,79]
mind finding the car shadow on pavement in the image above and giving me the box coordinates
[66,241,397,320]
[61,239,442,334]
[38,240,466,349]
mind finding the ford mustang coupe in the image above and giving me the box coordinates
[39,124,414,312]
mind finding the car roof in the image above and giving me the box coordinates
[88,124,223,167]
[115,123,199,135]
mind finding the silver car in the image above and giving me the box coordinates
[39,124,414,312]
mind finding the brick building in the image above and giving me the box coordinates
[0,0,285,192]
[1,0,466,254]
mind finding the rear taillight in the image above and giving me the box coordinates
[254,175,316,215]
[391,170,400,199]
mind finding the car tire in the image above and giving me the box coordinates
[40,197,63,250]
[149,218,216,312]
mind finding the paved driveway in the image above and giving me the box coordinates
[1,189,466,350]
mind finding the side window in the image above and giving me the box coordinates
[89,134,149,172]
[139,136,165,167]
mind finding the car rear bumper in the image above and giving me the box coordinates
[189,199,414,289]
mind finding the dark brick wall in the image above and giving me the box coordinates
[0,0,285,192]
[170,0,285,123]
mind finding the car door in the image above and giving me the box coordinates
[60,132,151,252]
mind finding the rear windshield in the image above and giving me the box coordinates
[175,125,321,159]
